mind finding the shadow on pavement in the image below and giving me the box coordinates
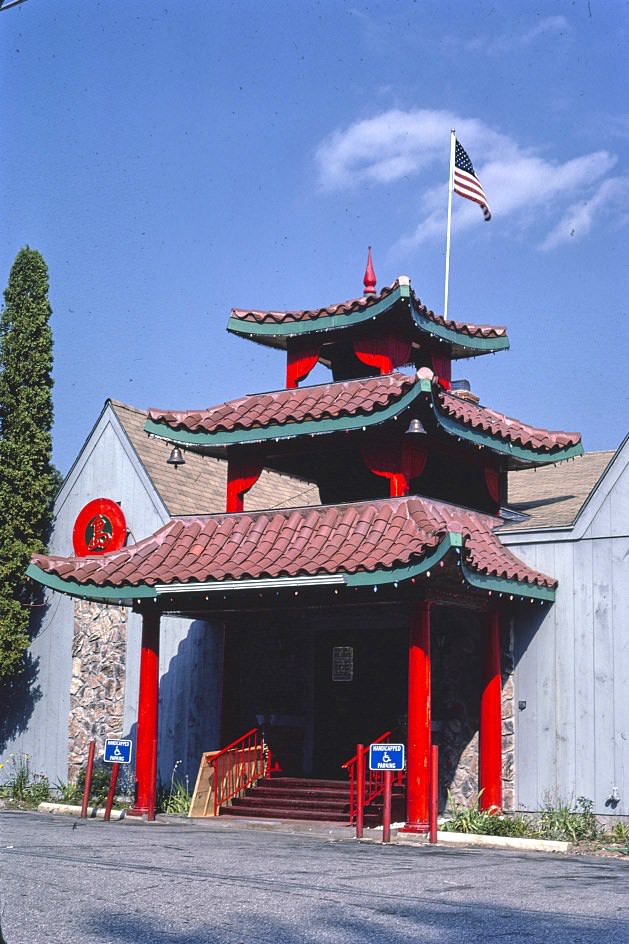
[88,897,629,944]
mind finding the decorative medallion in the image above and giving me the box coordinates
[72,498,127,557]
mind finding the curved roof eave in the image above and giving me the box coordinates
[26,526,555,606]
[418,379,584,467]
[228,280,510,358]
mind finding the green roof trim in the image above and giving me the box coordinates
[228,282,509,356]
[228,283,411,340]
[27,529,551,604]
[410,306,509,354]
[26,563,156,603]
[144,379,423,447]
[418,379,585,465]
[343,530,463,586]
[460,561,556,602]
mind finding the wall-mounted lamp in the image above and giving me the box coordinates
[167,446,185,468]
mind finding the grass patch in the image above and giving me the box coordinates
[442,793,626,846]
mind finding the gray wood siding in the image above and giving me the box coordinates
[2,405,224,789]
[504,504,629,815]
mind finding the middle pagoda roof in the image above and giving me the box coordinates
[146,369,583,470]
[227,276,510,360]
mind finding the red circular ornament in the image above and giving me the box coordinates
[72,498,127,557]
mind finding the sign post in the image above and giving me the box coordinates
[368,743,405,843]
[103,738,133,765]
[103,738,132,823]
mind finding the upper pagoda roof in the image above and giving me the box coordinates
[227,277,510,359]
[27,495,556,604]
[146,369,583,469]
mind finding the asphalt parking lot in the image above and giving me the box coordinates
[0,810,627,943]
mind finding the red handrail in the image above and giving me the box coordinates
[208,727,271,816]
[342,731,405,824]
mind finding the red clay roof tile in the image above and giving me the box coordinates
[30,496,555,592]
[438,390,581,451]
[148,371,581,459]
[230,278,507,341]
[148,373,414,434]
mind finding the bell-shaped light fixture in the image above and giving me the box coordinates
[405,418,427,436]
[167,446,185,468]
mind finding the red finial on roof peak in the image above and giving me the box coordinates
[363,246,376,295]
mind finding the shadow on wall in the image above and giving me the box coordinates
[0,604,46,753]
[156,619,223,790]
[0,654,41,753]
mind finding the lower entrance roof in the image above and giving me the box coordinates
[28,495,557,605]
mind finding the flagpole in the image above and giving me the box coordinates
[443,129,456,320]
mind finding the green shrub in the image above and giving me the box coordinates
[0,753,51,804]
[443,792,531,837]
[538,796,601,843]
[76,758,112,805]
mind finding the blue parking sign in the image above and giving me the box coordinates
[103,738,132,765]
[368,743,405,771]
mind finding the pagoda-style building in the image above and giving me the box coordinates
[28,258,582,829]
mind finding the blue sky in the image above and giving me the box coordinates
[2,0,628,474]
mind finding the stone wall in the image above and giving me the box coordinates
[432,608,515,812]
[67,601,127,781]
[501,621,515,812]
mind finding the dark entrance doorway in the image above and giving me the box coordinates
[313,625,408,777]
[221,616,408,779]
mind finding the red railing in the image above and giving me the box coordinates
[342,731,405,824]
[208,727,271,816]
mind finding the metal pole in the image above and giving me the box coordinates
[147,738,158,822]
[382,770,392,844]
[429,745,439,843]
[103,763,120,822]
[443,129,456,320]
[356,744,365,839]
[80,740,96,819]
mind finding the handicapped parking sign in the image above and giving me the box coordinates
[103,738,132,765]
[368,743,405,771]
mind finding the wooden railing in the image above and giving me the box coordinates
[341,731,405,824]
[208,727,271,816]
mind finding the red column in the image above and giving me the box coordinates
[401,600,431,833]
[128,611,160,817]
[479,610,502,811]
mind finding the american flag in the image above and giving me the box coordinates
[453,140,491,221]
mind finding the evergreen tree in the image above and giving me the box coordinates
[0,247,55,678]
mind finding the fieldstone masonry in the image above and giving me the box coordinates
[67,601,127,781]
[433,612,515,812]
[501,621,515,812]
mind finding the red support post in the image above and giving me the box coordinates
[479,610,502,812]
[429,744,439,843]
[103,762,120,822]
[355,744,365,839]
[401,601,431,833]
[128,611,160,817]
[80,739,96,818]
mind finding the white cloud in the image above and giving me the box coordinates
[540,177,629,250]
[444,14,570,54]
[315,108,624,253]
[522,16,569,44]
